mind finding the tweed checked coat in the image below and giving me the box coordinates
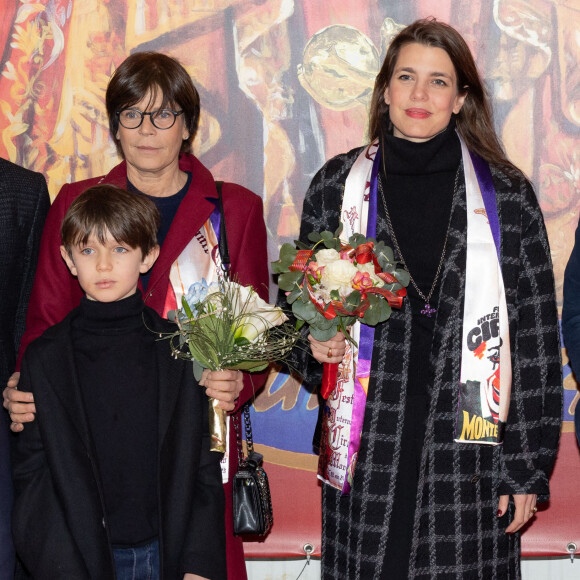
[298,146,562,579]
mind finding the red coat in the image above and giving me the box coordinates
[19,153,269,580]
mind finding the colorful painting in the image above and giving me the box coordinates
[1,0,578,556]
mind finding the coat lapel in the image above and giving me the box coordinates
[37,325,93,451]
[147,154,219,296]
[148,312,186,444]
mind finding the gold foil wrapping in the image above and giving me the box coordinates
[209,397,227,453]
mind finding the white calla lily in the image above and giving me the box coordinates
[231,283,288,343]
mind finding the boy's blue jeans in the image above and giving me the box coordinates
[113,539,160,580]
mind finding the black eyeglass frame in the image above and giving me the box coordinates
[116,108,184,130]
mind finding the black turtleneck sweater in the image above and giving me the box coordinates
[380,123,462,396]
[379,124,462,579]
[71,291,158,547]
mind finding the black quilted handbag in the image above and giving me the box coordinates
[232,404,273,536]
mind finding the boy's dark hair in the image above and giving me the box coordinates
[61,185,160,256]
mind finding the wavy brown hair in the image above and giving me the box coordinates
[368,18,518,175]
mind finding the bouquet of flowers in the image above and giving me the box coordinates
[167,278,299,452]
[273,224,409,397]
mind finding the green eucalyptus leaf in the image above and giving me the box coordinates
[338,318,358,346]
[310,325,340,342]
[278,270,304,292]
[376,301,392,323]
[308,232,322,243]
[375,245,395,270]
[394,269,410,287]
[292,299,318,322]
[334,222,344,238]
[271,260,289,274]
[345,290,361,307]
[349,233,366,248]
[286,287,302,304]
[279,243,298,262]
[323,238,340,250]
[315,312,338,330]
[362,294,381,326]
[320,230,334,241]
[295,240,310,250]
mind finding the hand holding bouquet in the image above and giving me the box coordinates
[273,224,408,398]
[168,278,299,452]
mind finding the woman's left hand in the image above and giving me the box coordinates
[199,369,243,411]
[498,493,538,533]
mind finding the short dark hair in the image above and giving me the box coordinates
[368,18,518,174]
[106,51,200,154]
[61,185,160,257]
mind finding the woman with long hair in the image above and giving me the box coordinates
[298,18,561,579]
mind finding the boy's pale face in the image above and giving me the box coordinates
[60,231,159,303]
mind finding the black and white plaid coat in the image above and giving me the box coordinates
[296,146,562,579]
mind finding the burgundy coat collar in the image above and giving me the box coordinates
[101,154,220,302]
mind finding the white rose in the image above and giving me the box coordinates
[357,262,383,286]
[321,259,357,297]
[314,248,341,268]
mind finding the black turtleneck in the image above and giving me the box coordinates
[378,122,461,580]
[380,121,461,303]
[380,122,461,395]
[71,291,158,547]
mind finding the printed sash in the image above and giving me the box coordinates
[455,140,511,444]
[317,142,379,494]
[162,203,232,482]
[318,136,511,495]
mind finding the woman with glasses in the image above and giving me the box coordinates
[5,51,268,580]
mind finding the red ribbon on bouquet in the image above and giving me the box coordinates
[321,362,339,399]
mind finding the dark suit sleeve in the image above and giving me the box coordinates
[11,354,89,578]
[13,174,50,358]
[17,183,84,367]
[563,221,580,372]
[181,401,226,579]
[562,220,580,445]
[498,179,562,500]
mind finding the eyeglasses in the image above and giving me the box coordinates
[117,108,184,130]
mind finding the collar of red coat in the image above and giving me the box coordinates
[101,153,221,300]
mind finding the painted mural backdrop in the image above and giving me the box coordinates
[1,0,578,555]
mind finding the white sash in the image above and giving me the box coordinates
[317,143,378,493]
[164,217,232,481]
[455,139,511,444]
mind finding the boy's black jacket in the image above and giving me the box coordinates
[12,306,226,580]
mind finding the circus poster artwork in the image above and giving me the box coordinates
[1,0,579,557]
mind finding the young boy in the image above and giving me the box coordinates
[11,185,226,580]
